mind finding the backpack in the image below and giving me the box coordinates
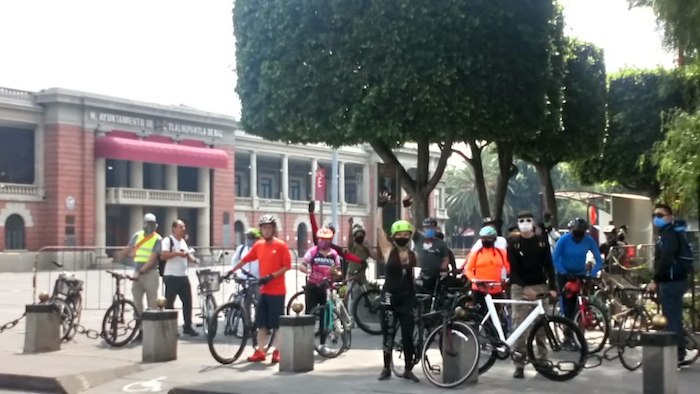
[157,236,175,277]
[671,227,695,280]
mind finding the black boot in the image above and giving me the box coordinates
[513,366,524,379]
[378,368,391,380]
[403,369,420,382]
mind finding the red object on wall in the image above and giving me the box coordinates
[315,167,326,202]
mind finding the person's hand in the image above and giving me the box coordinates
[178,251,188,258]
[258,275,274,285]
[646,281,657,293]
[378,191,390,207]
[348,217,354,225]
[133,270,140,280]
[402,195,413,208]
[549,290,558,299]
[308,200,315,213]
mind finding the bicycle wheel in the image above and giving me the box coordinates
[353,288,382,335]
[202,295,216,337]
[52,298,76,342]
[390,320,419,378]
[466,312,498,375]
[101,299,140,347]
[285,290,305,315]
[310,305,348,358]
[526,315,587,381]
[573,302,609,354]
[208,302,249,364]
[615,308,647,371]
[421,321,480,388]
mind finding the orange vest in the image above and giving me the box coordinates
[464,248,510,294]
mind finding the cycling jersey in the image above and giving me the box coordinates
[303,246,340,285]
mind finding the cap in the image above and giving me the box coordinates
[143,213,157,223]
[517,211,534,219]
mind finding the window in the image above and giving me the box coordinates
[0,127,34,184]
[178,166,198,192]
[65,215,76,236]
[260,177,273,199]
[5,214,25,250]
[143,163,166,189]
[234,220,245,246]
[345,182,358,204]
[106,160,130,188]
[290,179,301,201]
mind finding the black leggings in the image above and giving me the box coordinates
[381,301,415,371]
[305,284,328,344]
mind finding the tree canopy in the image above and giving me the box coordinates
[629,0,700,61]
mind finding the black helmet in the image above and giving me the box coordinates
[482,216,496,226]
[326,223,336,234]
[422,217,438,227]
[568,217,588,231]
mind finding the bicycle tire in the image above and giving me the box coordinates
[202,295,216,337]
[353,288,382,335]
[390,320,420,378]
[526,315,586,381]
[466,312,498,375]
[421,321,480,388]
[285,290,305,315]
[67,294,82,341]
[617,308,646,371]
[309,305,348,358]
[573,302,609,354]
[52,298,76,342]
[101,299,140,347]
[208,302,249,364]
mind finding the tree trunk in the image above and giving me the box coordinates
[494,143,517,235]
[536,162,558,225]
[466,140,491,218]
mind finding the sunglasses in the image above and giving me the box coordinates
[517,218,533,223]
[652,212,669,218]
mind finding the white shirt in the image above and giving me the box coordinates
[232,244,260,278]
[162,236,189,277]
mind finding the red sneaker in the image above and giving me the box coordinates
[247,349,266,362]
[271,349,280,364]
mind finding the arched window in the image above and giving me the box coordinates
[234,220,245,246]
[5,214,25,250]
[297,223,308,255]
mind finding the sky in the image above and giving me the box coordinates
[0,0,676,120]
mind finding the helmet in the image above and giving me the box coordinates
[478,226,498,238]
[422,217,438,227]
[246,228,262,238]
[568,217,589,231]
[259,214,277,226]
[144,213,157,223]
[390,220,414,236]
[482,216,496,226]
[326,223,336,234]
[352,224,365,236]
[316,227,334,240]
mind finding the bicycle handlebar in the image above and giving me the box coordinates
[106,270,135,281]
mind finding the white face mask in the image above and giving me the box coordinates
[518,221,534,233]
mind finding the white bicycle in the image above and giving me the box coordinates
[468,280,588,381]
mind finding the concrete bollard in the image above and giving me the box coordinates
[141,310,178,363]
[278,315,315,373]
[442,328,479,385]
[641,331,677,394]
[23,304,61,354]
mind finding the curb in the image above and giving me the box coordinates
[0,363,143,394]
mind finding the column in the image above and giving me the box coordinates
[339,161,346,213]
[362,163,371,214]
[282,154,289,210]
[165,165,178,228]
[130,161,144,189]
[250,151,258,202]
[197,168,211,250]
[130,207,144,235]
[310,158,318,201]
[95,158,106,254]
[34,124,44,189]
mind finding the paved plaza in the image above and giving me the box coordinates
[0,270,698,393]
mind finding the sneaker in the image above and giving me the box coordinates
[378,368,391,381]
[513,367,524,379]
[132,331,143,343]
[403,370,420,382]
[319,345,331,355]
[678,354,693,368]
[182,326,199,337]
[271,349,280,364]
[247,349,266,362]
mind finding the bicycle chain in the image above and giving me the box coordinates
[0,313,26,334]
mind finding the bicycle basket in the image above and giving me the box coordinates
[52,276,72,297]
[197,269,221,292]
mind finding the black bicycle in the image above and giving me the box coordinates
[49,260,84,342]
[101,270,141,347]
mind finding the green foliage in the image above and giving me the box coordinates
[629,0,700,58]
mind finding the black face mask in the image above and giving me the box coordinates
[394,238,410,247]
[354,236,365,244]
[482,240,495,248]
[572,230,585,239]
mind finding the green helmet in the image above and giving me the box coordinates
[390,220,414,236]
[246,228,262,238]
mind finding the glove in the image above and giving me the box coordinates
[258,275,274,285]
[402,196,413,208]
[378,192,390,208]
[308,200,315,213]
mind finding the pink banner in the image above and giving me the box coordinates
[315,167,326,201]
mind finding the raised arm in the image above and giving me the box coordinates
[309,201,319,245]
[376,193,393,260]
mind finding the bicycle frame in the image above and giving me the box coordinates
[482,294,546,349]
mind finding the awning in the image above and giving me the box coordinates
[95,136,229,169]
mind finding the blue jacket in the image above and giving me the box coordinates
[552,233,603,276]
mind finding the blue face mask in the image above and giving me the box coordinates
[246,239,255,247]
[425,228,436,238]
[653,217,669,228]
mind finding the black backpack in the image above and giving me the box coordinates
[158,236,175,277]
[671,229,695,279]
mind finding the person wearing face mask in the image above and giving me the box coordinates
[376,192,420,382]
[412,217,450,296]
[469,217,509,254]
[507,211,557,378]
[308,200,363,267]
[300,227,341,354]
[232,228,262,279]
[119,213,163,343]
[346,218,371,314]
[464,226,511,315]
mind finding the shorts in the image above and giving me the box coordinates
[255,294,285,330]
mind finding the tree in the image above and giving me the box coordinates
[234,0,555,225]
[629,0,700,63]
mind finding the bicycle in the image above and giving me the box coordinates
[49,260,84,342]
[308,280,352,358]
[102,270,141,347]
[470,280,588,381]
[554,276,610,354]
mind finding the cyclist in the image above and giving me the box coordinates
[308,201,363,268]
[376,192,419,383]
[539,212,561,255]
[412,217,450,296]
[552,218,603,347]
[464,226,510,315]
[346,218,372,313]
[470,217,508,253]
[230,214,291,364]
[300,227,341,354]
[231,228,262,278]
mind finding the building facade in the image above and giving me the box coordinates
[0,86,447,264]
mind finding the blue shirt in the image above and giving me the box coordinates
[552,233,603,276]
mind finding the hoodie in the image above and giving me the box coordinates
[653,220,687,282]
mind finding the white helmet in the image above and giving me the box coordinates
[143,213,157,223]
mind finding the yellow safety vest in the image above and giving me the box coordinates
[133,231,161,264]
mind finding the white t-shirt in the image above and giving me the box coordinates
[232,244,260,278]
[162,236,189,277]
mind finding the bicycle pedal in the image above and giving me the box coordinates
[430,365,441,374]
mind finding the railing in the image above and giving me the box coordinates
[105,187,207,208]
[0,87,33,103]
[0,183,44,201]
[436,208,448,219]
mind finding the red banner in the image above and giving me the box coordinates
[315,167,326,201]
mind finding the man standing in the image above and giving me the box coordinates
[347,218,372,313]
[508,211,558,379]
[122,213,162,342]
[231,214,291,364]
[161,219,199,337]
[413,217,450,294]
[647,204,691,366]
[232,228,262,278]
